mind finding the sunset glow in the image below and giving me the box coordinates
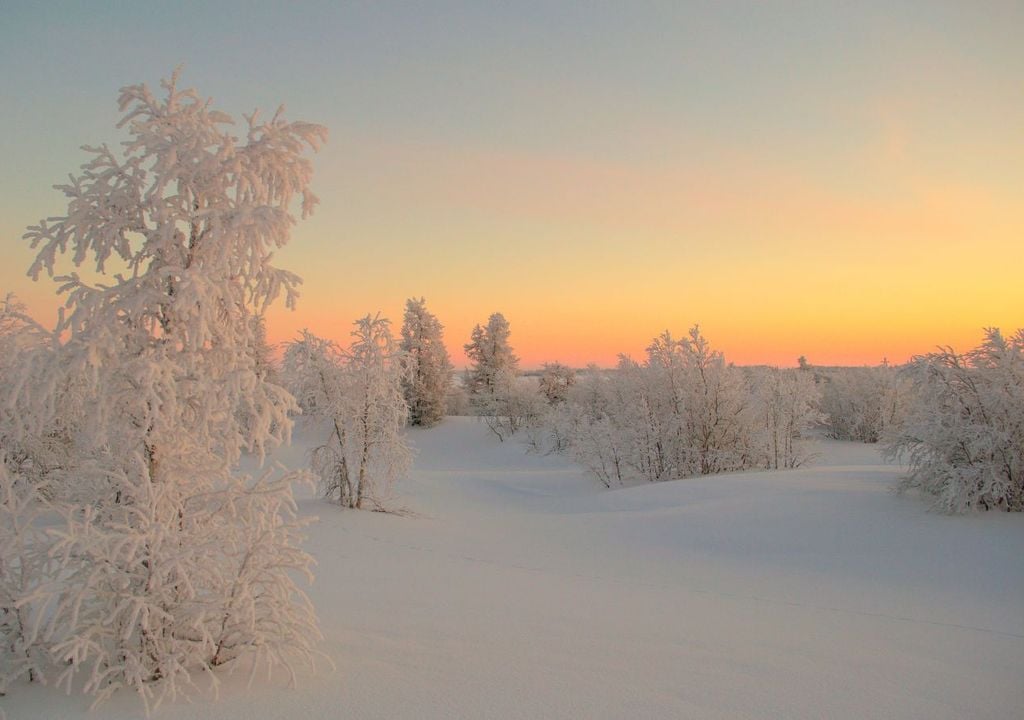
[2,2,1021,368]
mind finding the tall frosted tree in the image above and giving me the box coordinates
[7,71,326,710]
[463,312,519,406]
[400,297,452,427]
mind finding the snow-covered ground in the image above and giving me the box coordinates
[6,417,1024,719]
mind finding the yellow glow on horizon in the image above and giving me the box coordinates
[4,116,1021,371]
[250,132,1022,369]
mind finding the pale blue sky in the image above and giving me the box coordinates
[2,1,1022,365]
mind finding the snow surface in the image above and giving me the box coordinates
[5,417,1024,719]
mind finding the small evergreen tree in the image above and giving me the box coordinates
[463,312,519,409]
[400,297,452,427]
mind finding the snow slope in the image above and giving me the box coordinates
[6,418,1024,719]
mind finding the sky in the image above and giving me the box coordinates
[1,1,1021,368]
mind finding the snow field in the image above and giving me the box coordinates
[5,417,1023,719]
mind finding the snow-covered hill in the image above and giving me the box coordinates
[7,417,1023,719]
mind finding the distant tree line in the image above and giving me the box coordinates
[455,313,1023,514]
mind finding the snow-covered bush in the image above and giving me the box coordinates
[542,328,756,484]
[886,328,1024,512]
[540,328,823,486]
[644,327,757,477]
[550,366,631,487]
[400,297,452,427]
[819,364,904,442]
[7,70,326,710]
[485,376,549,444]
[283,317,412,510]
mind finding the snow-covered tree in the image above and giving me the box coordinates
[281,330,352,503]
[463,312,518,407]
[9,70,326,710]
[250,314,277,383]
[283,318,412,510]
[400,297,452,427]
[518,363,577,453]
[544,327,777,485]
[485,376,549,444]
[886,328,1024,512]
[538,362,576,405]
[750,367,822,469]
[0,295,69,496]
[550,366,630,487]
[0,457,57,696]
[343,314,413,509]
[819,364,904,443]
[644,326,756,477]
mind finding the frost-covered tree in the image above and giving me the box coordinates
[549,366,630,487]
[819,364,904,442]
[463,312,524,442]
[644,326,756,477]
[281,330,352,503]
[886,328,1024,512]
[463,312,518,406]
[250,314,277,382]
[543,327,784,486]
[750,367,822,469]
[0,458,57,696]
[0,295,69,495]
[400,297,452,427]
[538,362,576,405]
[344,314,413,509]
[0,299,62,693]
[283,318,412,510]
[485,377,549,444]
[518,363,577,452]
[9,71,326,710]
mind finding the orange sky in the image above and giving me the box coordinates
[2,4,1022,368]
